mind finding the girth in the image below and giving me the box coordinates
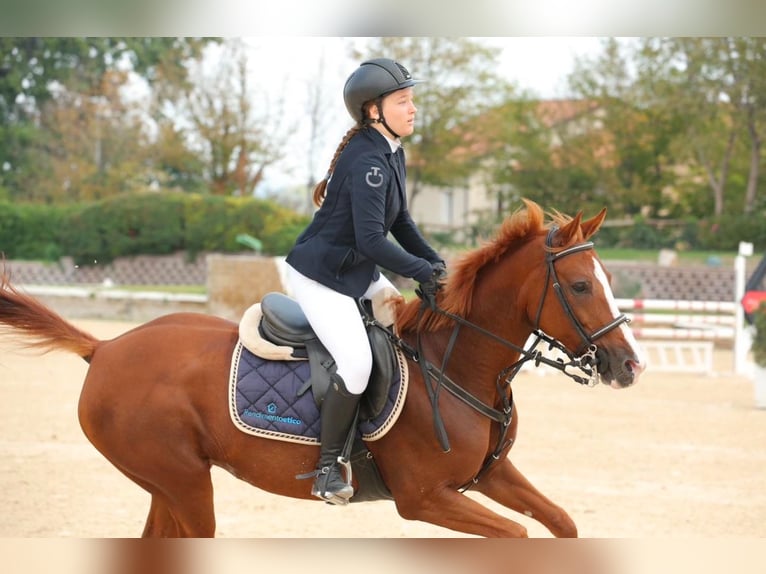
[258,292,396,421]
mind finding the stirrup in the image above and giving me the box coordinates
[311,457,354,506]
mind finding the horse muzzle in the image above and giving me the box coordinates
[596,347,645,388]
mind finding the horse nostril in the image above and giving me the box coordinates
[627,359,645,377]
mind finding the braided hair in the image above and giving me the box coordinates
[312,100,380,207]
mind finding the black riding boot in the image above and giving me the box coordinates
[312,373,361,505]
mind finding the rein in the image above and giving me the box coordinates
[385,229,630,490]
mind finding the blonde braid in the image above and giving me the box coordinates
[312,125,364,207]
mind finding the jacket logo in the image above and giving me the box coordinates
[365,166,384,188]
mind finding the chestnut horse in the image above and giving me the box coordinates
[0,200,645,537]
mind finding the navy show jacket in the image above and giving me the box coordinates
[286,127,442,298]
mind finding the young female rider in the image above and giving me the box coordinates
[285,58,446,505]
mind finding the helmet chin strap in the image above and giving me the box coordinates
[368,117,401,140]
[367,99,401,139]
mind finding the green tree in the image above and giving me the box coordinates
[566,38,681,218]
[154,39,292,197]
[33,69,152,202]
[724,38,766,214]
[0,37,218,202]
[0,38,212,112]
[478,95,620,220]
[659,37,744,217]
[634,38,766,217]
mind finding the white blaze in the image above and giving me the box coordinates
[592,259,647,368]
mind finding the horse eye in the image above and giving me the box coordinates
[571,281,590,294]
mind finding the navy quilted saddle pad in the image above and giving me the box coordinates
[228,341,408,445]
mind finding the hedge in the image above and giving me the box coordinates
[1,192,310,265]
[6,192,765,264]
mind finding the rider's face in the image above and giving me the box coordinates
[371,87,417,139]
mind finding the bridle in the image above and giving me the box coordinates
[372,226,629,489]
[535,228,629,357]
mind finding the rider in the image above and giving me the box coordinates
[285,58,446,505]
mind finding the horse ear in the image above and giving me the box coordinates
[556,211,583,246]
[581,207,607,240]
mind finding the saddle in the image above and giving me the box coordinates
[240,290,401,421]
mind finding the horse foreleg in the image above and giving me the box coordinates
[394,486,530,538]
[473,457,577,537]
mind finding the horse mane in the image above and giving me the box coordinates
[396,199,579,334]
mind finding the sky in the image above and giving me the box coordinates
[490,37,607,96]
[243,36,605,100]
[233,37,608,192]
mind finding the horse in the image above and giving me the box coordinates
[0,199,645,537]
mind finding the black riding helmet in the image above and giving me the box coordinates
[343,58,424,136]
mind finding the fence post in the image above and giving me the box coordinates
[734,242,753,375]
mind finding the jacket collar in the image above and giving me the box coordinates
[364,127,401,156]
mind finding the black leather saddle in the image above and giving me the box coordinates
[258,292,397,421]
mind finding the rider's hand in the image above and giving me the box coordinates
[416,261,447,311]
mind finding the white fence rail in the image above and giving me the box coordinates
[618,298,737,343]
[615,297,743,375]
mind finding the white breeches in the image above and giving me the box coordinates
[286,264,398,394]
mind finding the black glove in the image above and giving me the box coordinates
[416,261,447,311]
[431,260,447,277]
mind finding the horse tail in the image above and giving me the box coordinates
[0,271,100,363]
